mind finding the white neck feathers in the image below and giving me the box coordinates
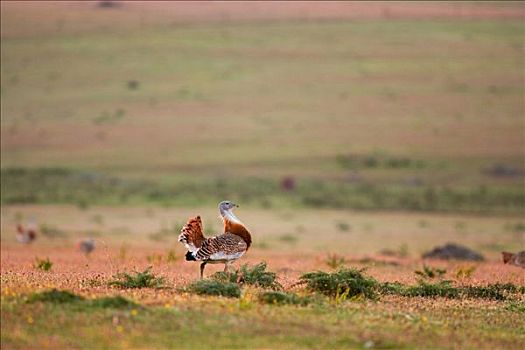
[222,209,242,224]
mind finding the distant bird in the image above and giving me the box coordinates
[502,251,525,268]
[16,224,37,244]
[178,200,252,278]
[78,238,96,256]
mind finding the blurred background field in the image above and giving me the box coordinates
[1,1,524,214]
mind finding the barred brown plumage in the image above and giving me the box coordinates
[178,201,252,278]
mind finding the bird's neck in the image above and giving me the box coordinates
[221,208,242,224]
[221,209,252,248]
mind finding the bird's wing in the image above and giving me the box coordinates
[195,233,247,261]
[178,216,205,252]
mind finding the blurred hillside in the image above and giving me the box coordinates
[1,1,524,212]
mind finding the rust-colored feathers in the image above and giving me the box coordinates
[178,216,205,250]
[224,220,252,249]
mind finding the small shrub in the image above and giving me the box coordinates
[27,290,138,309]
[108,267,164,289]
[325,253,347,269]
[300,268,379,300]
[414,265,446,279]
[404,281,459,298]
[27,289,83,304]
[259,291,312,306]
[462,283,519,301]
[34,257,53,271]
[211,262,281,290]
[380,281,523,301]
[379,282,406,295]
[188,279,241,298]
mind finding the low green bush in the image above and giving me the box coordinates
[108,267,165,289]
[211,262,282,290]
[188,279,241,298]
[259,291,312,306]
[299,268,379,300]
[27,289,83,304]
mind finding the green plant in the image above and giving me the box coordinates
[211,262,281,290]
[187,279,241,298]
[404,281,459,298]
[108,267,165,289]
[461,283,520,301]
[454,265,476,279]
[34,257,53,271]
[90,296,137,309]
[27,290,138,309]
[27,289,83,304]
[414,265,446,279]
[325,253,347,269]
[258,291,312,306]
[299,268,379,300]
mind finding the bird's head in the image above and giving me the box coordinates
[219,200,238,212]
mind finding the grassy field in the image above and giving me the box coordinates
[1,204,524,349]
[2,4,524,214]
[1,2,525,350]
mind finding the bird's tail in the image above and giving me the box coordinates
[178,216,205,252]
[185,251,197,261]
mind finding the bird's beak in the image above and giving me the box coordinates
[234,203,239,208]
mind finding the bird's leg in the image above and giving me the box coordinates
[200,262,207,279]
[223,262,229,273]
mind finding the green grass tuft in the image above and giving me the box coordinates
[108,267,165,289]
[300,268,379,300]
[27,289,84,304]
[27,290,138,309]
[325,253,347,269]
[414,265,447,279]
[381,281,524,300]
[461,283,521,301]
[89,296,138,309]
[211,262,282,290]
[188,279,241,298]
[258,291,313,306]
[34,257,53,271]
[403,280,459,298]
